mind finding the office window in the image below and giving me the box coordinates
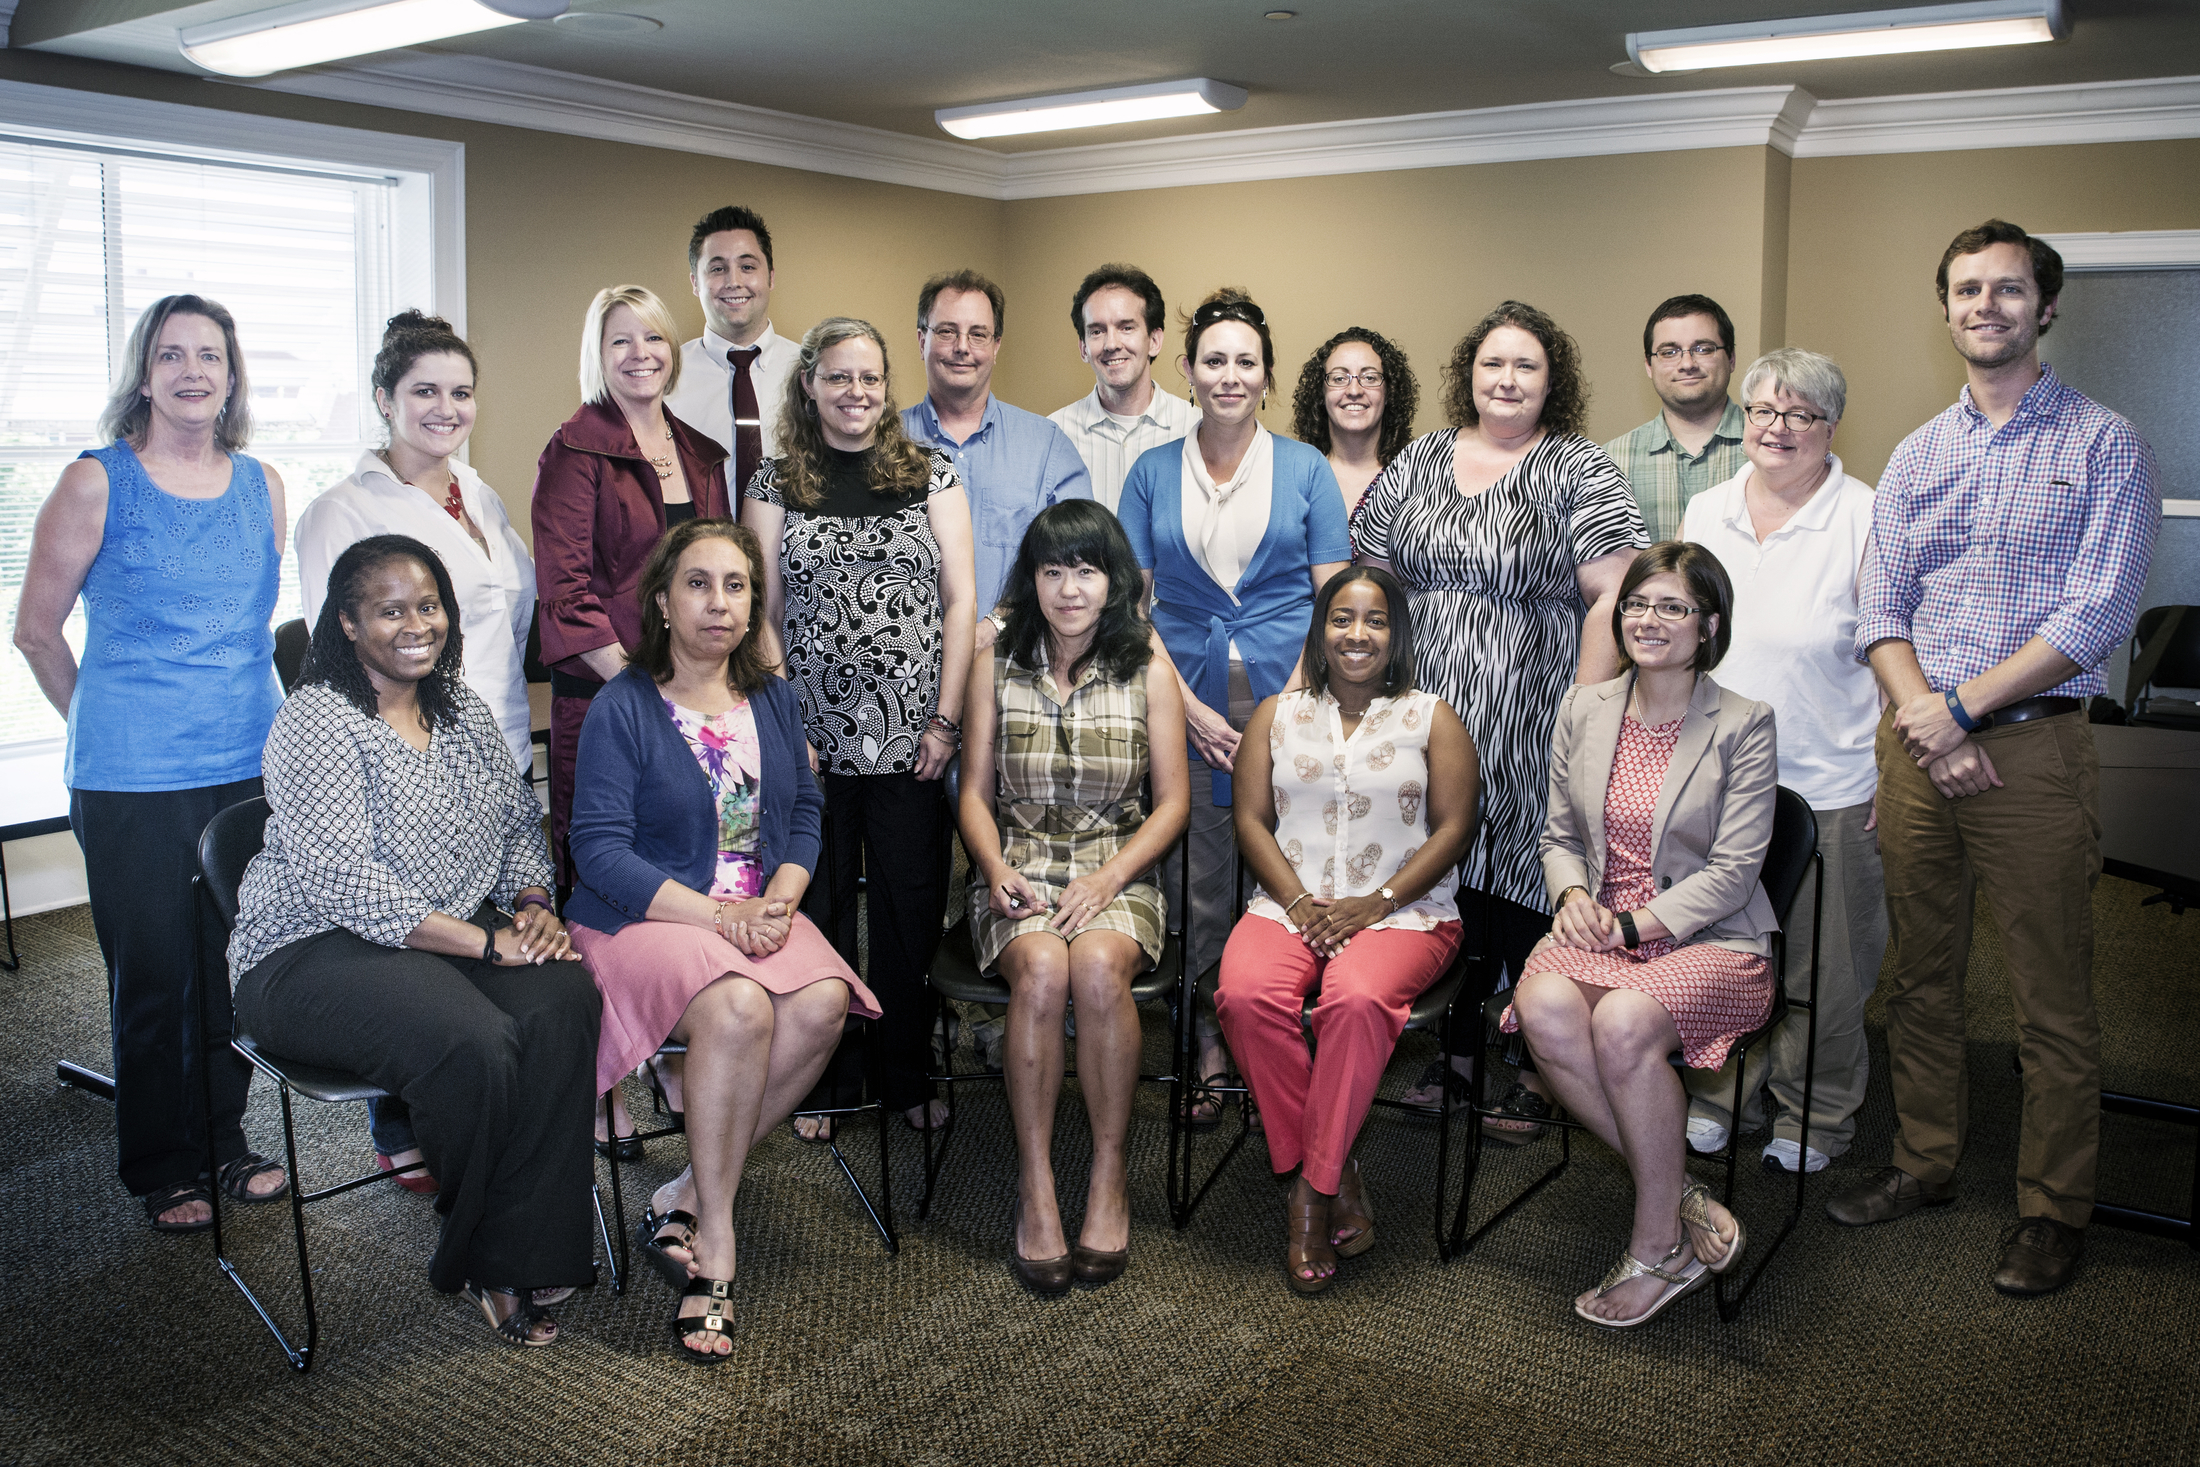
[0,138,393,748]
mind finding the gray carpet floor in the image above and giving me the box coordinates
[2,877,2195,1467]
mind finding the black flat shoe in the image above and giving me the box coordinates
[594,1135,645,1163]
[638,1208,700,1290]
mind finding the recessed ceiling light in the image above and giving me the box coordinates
[1264,9,1298,18]
[936,78,1249,140]
[180,0,566,77]
[553,11,662,36]
[1627,0,2066,74]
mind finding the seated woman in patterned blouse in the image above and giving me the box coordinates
[229,534,599,1350]
[1215,566,1477,1294]
[957,501,1188,1294]
[1506,541,1777,1329]
[565,516,880,1363]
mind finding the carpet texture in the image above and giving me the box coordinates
[1,876,2195,1467]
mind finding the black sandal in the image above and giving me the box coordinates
[142,1179,214,1233]
[1482,1081,1554,1145]
[1403,1059,1471,1114]
[215,1152,290,1204]
[465,1281,557,1347]
[593,1135,646,1163]
[638,1208,700,1289]
[1181,1072,1231,1133]
[671,1276,735,1364]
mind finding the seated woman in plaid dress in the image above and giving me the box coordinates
[957,501,1189,1294]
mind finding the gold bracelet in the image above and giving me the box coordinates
[1283,892,1314,919]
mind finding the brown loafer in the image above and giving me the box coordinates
[1824,1166,1955,1226]
[1992,1216,2082,1296]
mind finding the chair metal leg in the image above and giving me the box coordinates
[1453,1012,1574,1257]
[211,1081,314,1371]
[604,1088,630,1294]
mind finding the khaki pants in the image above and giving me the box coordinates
[1686,799,1888,1156]
[1874,708,2102,1227]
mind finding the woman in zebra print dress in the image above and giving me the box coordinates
[1352,301,1646,1124]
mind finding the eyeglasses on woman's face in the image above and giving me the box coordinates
[1743,403,1828,433]
[1618,596,1704,622]
[817,370,884,391]
[1325,368,1384,388]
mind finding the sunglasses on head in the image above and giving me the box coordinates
[1191,299,1266,329]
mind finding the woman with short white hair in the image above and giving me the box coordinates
[1679,346,1885,1175]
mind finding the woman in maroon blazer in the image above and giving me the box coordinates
[533,284,731,896]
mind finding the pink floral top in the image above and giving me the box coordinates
[663,695,765,900]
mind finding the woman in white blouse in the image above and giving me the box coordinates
[296,311,536,776]
[1214,566,1477,1293]
[293,310,542,1189]
[1679,347,1883,1175]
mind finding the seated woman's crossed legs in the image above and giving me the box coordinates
[649,972,850,1358]
[997,927,1146,1282]
[1510,967,1739,1325]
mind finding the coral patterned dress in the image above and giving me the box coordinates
[1507,712,1771,1068]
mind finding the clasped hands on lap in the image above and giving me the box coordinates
[988,864,1125,936]
[1547,886,1669,954]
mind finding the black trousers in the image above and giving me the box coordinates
[819,770,946,1112]
[1462,886,1553,1073]
[70,780,262,1197]
[232,925,601,1294]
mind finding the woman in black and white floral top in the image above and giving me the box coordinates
[742,317,976,1132]
[229,534,601,1351]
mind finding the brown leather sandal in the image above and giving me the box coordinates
[1330,1157,1376,1258]
[1285,1186,1337,1295]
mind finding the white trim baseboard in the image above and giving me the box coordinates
[2037,230,2200,271]
[0,76,466,329]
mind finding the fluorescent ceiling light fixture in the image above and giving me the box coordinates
[180,0,567,77]
[936,78,1249,140]
[1627,0,2066,74]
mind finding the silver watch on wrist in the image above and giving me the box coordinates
[1378,885,1398,912]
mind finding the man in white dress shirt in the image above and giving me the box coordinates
[1048,264,1198,515]
[664,205,801,498]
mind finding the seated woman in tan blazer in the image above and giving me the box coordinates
[1504,540,1778,1330]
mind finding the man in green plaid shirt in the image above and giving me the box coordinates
[1601,294,1748,542]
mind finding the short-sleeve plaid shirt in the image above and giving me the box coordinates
[1602,400,1748,543]
[1855,365,2160,699]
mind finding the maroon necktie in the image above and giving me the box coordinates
[728,346,762,496]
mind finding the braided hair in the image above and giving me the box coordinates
[296,534,468,731]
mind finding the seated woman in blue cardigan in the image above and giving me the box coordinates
[1117,287,1351,1111]
[566,516,880,1364]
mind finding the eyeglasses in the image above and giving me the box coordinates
[1619,597,1703,622]
[817,371,884,390]
[1325,369,1385,388]
[1651,343,1726,361]
[922,323,996,347]
[1743,403,1829,432]
[1191,299,1266,329]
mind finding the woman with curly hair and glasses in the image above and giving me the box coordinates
[1289,327,1419,521]
[1353,301,1647,1132]
[229,535,600,1349]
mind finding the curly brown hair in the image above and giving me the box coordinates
[771,317,935,510]
[633,517,778,693]
[1289,327,1419,465]
[1440,300,1589,439]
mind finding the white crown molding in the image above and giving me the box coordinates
[1794,74,2200,157]
[2037,229,2200,270]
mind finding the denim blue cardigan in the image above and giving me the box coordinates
[1118,432,1351,803]
[565,665,823,936]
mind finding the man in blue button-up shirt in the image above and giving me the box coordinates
[902,270,1092,649]
[1833,220,2160,1299]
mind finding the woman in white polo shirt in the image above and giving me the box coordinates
[1679,347,1885,1174]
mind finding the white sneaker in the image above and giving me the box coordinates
[971,1015,1006,1074]
[1761,1138,1830,1174]
[1686,1116,1730,1155]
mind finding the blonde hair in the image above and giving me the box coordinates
[578,285,683,405]
[773,317,935,510]
[99,295,252,451]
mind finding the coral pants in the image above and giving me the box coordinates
[1214,915,1461,1193]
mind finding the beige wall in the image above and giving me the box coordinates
[1787,139,2200,483]
[992,147,1793,450]
[0,52,1008,541]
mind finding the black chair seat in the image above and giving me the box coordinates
[928,917,1180,1007]
[233,1033,387,1106]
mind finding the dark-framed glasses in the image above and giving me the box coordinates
[1652,343,1726,361]
[1743,403,1828,432]
[1325,368,1385,388]
[1619,597,1703,622]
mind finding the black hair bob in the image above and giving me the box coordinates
[998,501,1153,686]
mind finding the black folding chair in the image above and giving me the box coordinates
[1449,784,1824,1321]
[272,618,309,694]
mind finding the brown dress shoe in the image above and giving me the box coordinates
[1824,1166,1956,1226]
[1993,1217,2082,1296]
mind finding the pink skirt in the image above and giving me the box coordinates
[569,914,882,1098]
[1504,937,1771,1070]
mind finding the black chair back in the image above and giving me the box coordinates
[2133,605,2200,693]
[273,619,309,694]
[524,605,551,684]
[197,797,272,930]
[1760,787,1819,929]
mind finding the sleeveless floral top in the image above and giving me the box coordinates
[663,696,765,899]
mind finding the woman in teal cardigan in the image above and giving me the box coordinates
[1118,288,1351,1111]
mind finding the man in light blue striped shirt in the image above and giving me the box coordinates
[1048,264,1198,516]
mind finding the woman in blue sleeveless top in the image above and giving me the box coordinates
[14,295,291,1231]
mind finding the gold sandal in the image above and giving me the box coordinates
[1573,1235,1709,1329]
[1679,1179,1747,1274]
